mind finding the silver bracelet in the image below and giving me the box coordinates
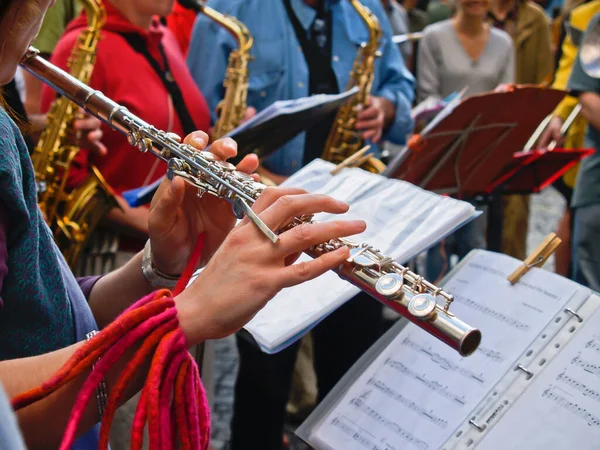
[86,330,108,419]
[141,240,180,289]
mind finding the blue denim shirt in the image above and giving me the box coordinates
[188,0,415,176]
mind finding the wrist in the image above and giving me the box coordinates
[174,290,210,347]
[142,240,181,289]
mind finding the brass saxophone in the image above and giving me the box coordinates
[32,0,118,269]
[180,0,253,139]
[321,0,386,173]
[20,48,483,357]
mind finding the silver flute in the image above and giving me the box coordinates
[21,47,481,356]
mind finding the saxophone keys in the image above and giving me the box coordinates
[375,273,404,300]
[408,294,438,321]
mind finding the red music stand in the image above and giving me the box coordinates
[386,86,568,197]
[489,147,594,194]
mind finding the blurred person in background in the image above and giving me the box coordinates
[566,12,600,291]
[418,0,515,281]
[167,0,199,55]
[488,0,553,261]
[538,0,600,277]
[384,0,413,65]
[23,0,82,136]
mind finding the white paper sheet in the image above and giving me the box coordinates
[309,250,581,450]
[243,159,476,352]
[476,296,600,450]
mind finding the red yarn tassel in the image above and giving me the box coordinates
[11,235,211,449]
[174,233,205,296]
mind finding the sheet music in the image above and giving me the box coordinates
[309,250,581,450]
[224,88,359,136]
[476,295,600,450]
[243,159,476,352]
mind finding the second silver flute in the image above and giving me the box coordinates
[21,47,482,357]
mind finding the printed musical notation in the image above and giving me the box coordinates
[585,336,600,354]
[452,295,529,331]
[385,358,466,405]
[476,346,504,363]
[571,354,600,378]
[350,397,429,450]
[542,387,600,429]
[401,338,486,383]
[310,251,584,450]
[367,377,448,429]
[557,371,600,404]
[330,417,384,450]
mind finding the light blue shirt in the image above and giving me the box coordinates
[188,0,415,176]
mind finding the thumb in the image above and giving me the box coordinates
[149,176,186,238]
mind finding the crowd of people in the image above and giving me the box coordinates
[0,0,599,449]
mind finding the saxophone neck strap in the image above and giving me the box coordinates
[118,32,197,136]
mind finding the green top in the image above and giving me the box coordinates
[427,2,453,25]
[31,0,82,55]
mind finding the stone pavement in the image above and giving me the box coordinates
[208,188,566,450]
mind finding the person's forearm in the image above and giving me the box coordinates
[104,199,150,240]
[1,340,147,450]
[579,92,600,130]
[88,251,154,329]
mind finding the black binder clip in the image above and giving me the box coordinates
[564,308,584,323]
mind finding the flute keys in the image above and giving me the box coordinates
[375,273,404,299]
[408,294,437,320]
[347,246,375,267]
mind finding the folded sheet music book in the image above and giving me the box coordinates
[297,249,600,450]
[240,159,479,354]
[224,87,359,164]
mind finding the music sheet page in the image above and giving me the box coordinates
[309,250,581,450]
[476,297,600,450]
[244,159,476,352]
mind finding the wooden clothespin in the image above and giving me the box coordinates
[508,233,562,284]
[330,145,371,175]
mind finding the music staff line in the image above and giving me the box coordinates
[330,417,385,450]
[475,345,504,363]
[367,377,448,429]
[556,371,600,404]
[385,358,466,406]
[585,336,600,354]
[452,295,529,331]
[571,354,600,378]
[542,387,600,429]
[350,397,429,450]
[401,337,486,384]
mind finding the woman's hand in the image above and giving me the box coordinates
[148,131,259,275]
[175,187,366,345]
